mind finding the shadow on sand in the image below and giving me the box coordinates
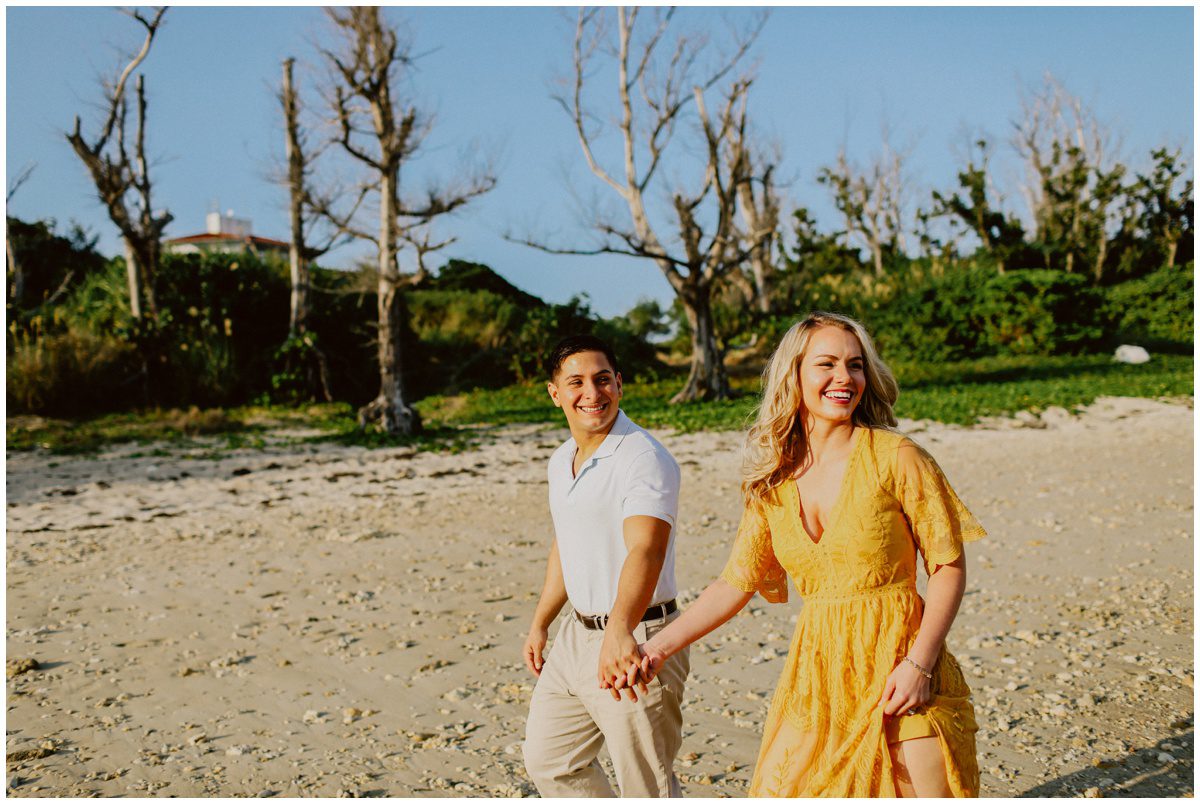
[1018,729,1193,797]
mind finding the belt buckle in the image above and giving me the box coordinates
[596,614,609,630]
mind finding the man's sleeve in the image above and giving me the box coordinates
[621,448,680,527]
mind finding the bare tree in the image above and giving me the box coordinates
[731,136,780,316]
[521,8,769,403]
[401,225,456,285]
[281,57,314,337]
[817,132,908,278]
[6,162,36,304]
[1011,72,1124,278]
[65,7,171,321]
[931,138,1026,274]
[317,7,495,435]
[279,55,366,402]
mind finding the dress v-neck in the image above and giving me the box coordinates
[792,428,862,546]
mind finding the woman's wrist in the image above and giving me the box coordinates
[907,640,940,671]
[902,655,934,679]
[644,631,675,660]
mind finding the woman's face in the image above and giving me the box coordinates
[798,326,867,426]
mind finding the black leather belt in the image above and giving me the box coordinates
[575,599,678,631]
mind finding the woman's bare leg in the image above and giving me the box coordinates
[889,736,951,797]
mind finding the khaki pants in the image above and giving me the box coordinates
[524,612,690,797]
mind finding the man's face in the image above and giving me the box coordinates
[547,350,623,438]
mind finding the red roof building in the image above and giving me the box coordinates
[165,211,289,258]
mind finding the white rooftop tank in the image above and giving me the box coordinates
[205,209,252,237]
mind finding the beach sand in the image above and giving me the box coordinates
[5,396,1194,797]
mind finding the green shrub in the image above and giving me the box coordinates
[152,252,290,406]
[777,267,1107,363]
[6,217,106,325]
[305,266,377,404]
[406,288,527,391]
[971,270,1106,355]
[268,331,333,404]
[867,269,986,362]
[1104,262,1193,348]
[7,324,141,416]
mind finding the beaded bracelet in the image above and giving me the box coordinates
[903,655,933,679]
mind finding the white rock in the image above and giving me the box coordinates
[1012,410,1048,429]
[1114,345,1150,364]
[1040,405,1072,425]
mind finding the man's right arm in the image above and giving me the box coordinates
[524,538,569,676]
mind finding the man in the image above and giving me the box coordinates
[522,334,690,797]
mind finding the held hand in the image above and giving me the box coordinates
[879,658,932,717]
[598,628,642,702]
[635,642,667,686]
[523,627,548,677]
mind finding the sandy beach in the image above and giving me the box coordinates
[5,396,1193,797]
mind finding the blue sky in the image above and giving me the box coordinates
[6,6,1194,317]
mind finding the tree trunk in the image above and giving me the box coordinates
[283,58,309,336]
[357,170,420,436]
[1166,237,1178,268]
[7,231,23,305]
[749,249,772,315]
[287,248,308,334]
[1093,238,1108,285]
[122,240,143,320]
[141,238,160,319]
[670,284,731,404]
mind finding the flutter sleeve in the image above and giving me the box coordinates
[719,502,788,604]
[895,439,987,576]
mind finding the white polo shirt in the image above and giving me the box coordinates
[547,410,681,617]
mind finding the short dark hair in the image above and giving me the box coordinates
[547,334,619,380]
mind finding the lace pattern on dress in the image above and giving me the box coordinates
[895,440,987,575]
[719,501,789,604]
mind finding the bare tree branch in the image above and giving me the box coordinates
[65,7,169,321]
[6,162,36,203]
[318,6,494,434]
[524,9,770,402]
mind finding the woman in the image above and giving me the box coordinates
[629,312,985,796]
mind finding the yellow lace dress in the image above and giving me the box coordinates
[720,427,986,797]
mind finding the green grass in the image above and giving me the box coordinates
[414,376,764,433]
[418,353,1194,430]
[7,353,1192,453]
[5,403,345,455]
[892,353,1193,425]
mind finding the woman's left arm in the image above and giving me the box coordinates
[879,555,966,715]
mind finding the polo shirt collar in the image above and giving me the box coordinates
[567,409,633,486]
[591,409,633,461]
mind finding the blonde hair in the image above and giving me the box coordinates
[742,312,898,509]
